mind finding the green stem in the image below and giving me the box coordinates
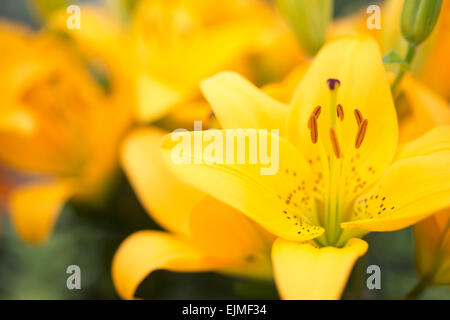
[404,220,450,300]
[405,276,431,300]
[391,44,417,93]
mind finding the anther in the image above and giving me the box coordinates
[327,78,341,90]
[313,105,322,117]
[355,119,368,148]
[308,106,321,129]
[337,104,344,121]
[354,109,363,126]
[329,127,341,158]
[310,115,318,144]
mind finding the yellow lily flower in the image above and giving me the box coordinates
[159,36,450,299]
[0,14,131,244]
[0,22,36,134]
[112,127,274,300]
[129,0,302,123]
[395,75,450,143]
[264,62,450,144]
[414,209,450,285]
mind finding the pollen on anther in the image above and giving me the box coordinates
[354,109,363,126]
[337,104,344,121]
[329,127,341,158]
[313,105,322,118]
[355,119,368,148]
[310,115,318,144]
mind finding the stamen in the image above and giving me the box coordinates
[313,105,322,117]
[355,119,368,148]
[308,106,321,130]
[354,109,363,127]
[329,127,341,158]
[327,78,341,90]
[310,115,318,144]
[337,104,344,121]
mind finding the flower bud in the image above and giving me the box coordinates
[401,0,443,46]
[276,0,333,56]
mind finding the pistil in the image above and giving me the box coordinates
[307,79,370,245]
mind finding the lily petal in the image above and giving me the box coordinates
[9,179,73,244]
[0,109,34,134]
[397,126,450,159]
[112,231,223,300]
[286,36,398,210]
[344,128,450,231]
[190,196,273,279]
[136,74,185,123]
[272,237,368,299]
[120,127,205,236]
[262,62,310,104]
[414,209,450,284]
[161,129,324,242]
[398,75,450,143]
[200,71,289,130]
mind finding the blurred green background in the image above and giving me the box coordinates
[0,0,449,300]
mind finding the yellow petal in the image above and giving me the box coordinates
[190,196,269,260]
[419,0,450,100]
[135,74,185,123]
[158,100,212,131]
[262,62,310,104]
[190,196,273,279]
[120,127,205,236]
[397,76,450,143]
[397,126,450,159]
[9,179,73,244]
[414,209,450,284]
[286,36,398,211]
[131,0,270,121]
[200,71,289,130]
[0,109,34,134]
[344,149,450,231]
[161,129,324,242]
[272,237,368,299]
[112,230,225,300]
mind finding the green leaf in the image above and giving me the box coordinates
[383,50,408,65]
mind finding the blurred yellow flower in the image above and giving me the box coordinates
[414,209,450,285]
[332,0,450,100]
[112,127,274,300]
[0,10,132,244]
[130,0,302,123]
[160,36,450,299]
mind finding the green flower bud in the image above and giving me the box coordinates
[401,0,443,46]
[276,0,333,56]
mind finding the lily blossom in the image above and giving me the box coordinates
[112,127,274,300]
[0,12,131,244]
[159,36,450,299]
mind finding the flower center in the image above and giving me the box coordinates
[307,78,369,245]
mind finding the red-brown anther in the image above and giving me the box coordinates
[337,104,344,121]
[308,106,321,130]
[355,119,368,148]
[329,127,341,158]
[354,109,363,126]
[313,105,322,118]
[310,115,318,144]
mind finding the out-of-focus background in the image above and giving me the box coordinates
[0,0,449,300]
